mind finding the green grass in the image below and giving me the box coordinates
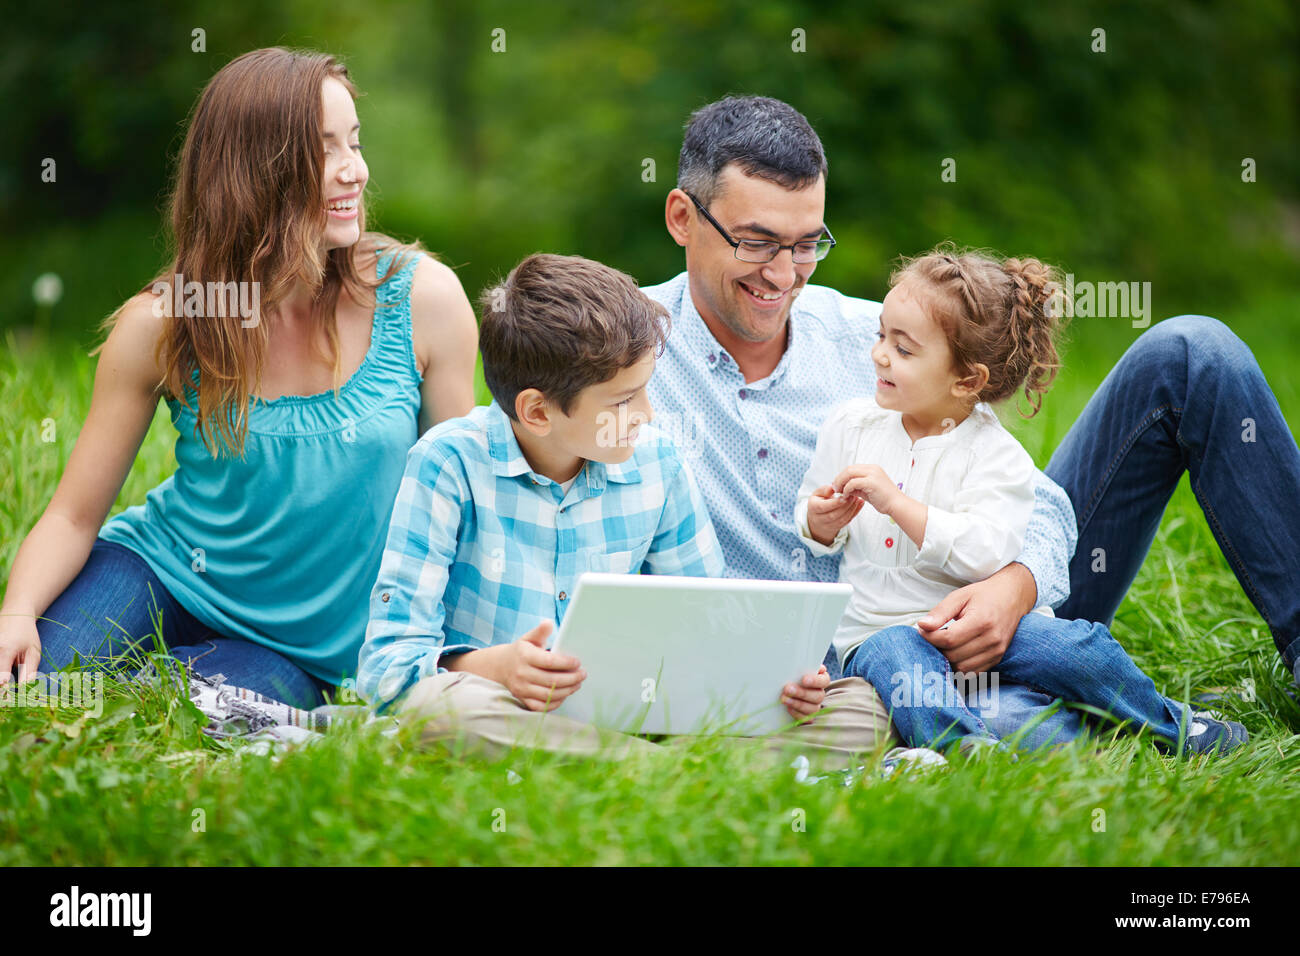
[1,675,1296,866]
[1,302,1298,866]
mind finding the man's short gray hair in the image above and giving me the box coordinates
[676,96,828,205]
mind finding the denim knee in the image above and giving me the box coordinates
[1004,615,1111,674]
[846,625,932,679]
[1141,315,1260,383]
[1006,613,1098,655]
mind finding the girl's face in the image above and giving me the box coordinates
[872,279,969,420]
[320,76,368,252]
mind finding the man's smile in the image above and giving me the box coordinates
[738,279,791,308]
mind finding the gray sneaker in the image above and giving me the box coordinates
[1182,711,1248,756]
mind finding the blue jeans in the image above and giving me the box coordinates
[33,539,333,709]
[1047,315,1300,674]
[846,614,1187,751]
[822,641,1087,749]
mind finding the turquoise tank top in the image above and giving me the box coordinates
[100,248,425,685]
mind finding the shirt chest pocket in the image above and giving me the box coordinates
[579,540,652,576]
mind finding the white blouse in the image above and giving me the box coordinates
[794,396,1053,666]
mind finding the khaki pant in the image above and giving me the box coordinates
[398,671,896,765]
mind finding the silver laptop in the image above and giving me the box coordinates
[547,573,852,736]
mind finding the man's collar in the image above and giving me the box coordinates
[677,271,798,386]
[675,274,724,364]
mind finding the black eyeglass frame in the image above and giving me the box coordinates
[684,190,836,263]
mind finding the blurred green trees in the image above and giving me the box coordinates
[2,0,1296,345]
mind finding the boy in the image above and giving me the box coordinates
[357,254,868,760]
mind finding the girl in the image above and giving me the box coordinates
[795,244,1246,756]
[0,48,478,708]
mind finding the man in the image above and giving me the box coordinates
[643,96,1300,746]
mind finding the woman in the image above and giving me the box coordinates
[0,48,478,708]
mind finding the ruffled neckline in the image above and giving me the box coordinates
[167,247,421,439]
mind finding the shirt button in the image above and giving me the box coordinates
[738,389,748,399]
[757,448,768,459]
[708,353,717,363]
[885,537,894,548]
[381,592,390,603]
[558,591,568,601]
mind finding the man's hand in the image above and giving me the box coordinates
[915,562,1037,673]
[781,664,830,721]
[446,621,586,712]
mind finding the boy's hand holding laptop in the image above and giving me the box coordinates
[784,665,830,719]
[443,620,584,713]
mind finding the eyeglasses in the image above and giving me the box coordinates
[684,190,836,263]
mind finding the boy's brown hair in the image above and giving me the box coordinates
[479,254,670,419]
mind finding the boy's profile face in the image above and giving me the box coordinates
[564,349,656,463]
[531,349,657,467]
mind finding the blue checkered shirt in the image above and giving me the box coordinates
[641,270,1077,605]
[357,400,724,708]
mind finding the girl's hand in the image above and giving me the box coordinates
[833,464,900,515]
[806,484,865,546]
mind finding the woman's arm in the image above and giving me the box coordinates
[410,257,478,434]
[0,294,165,683]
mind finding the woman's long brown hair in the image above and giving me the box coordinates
[96,47,424,459]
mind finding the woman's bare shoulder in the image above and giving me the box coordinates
[409,255,477,376]
[98,290,169,390]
